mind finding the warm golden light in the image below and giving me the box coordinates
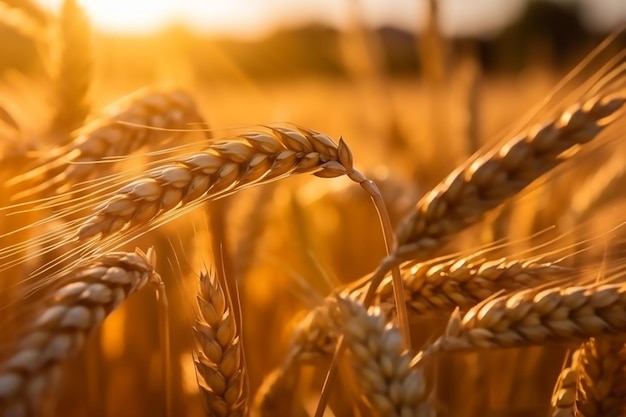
[36,0,626,38]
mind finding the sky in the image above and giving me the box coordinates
[37,0,626,39]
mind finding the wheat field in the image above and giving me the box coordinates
[2,1,626,417]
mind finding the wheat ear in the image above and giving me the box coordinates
[373,255,572,315]
[76,127,351,240]
[333,296,431,417]
[194,270,247,417]
[423,282,626,355]
[0,248,158,417]
[10,88,205,197]
[575,338,626,417]
[287,303,337,365]
[394,95,624,262]
[48,0,92,137]
[286,256,569,365]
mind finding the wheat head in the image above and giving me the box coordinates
[194,270,247,417]
[0,248,158,417]
[394,95,625,262]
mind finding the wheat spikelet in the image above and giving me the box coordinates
[10,88,205,197]
[333,296,431,417]
[48,0,92,137]
[394,95,625,262]
[575,338,626,417]
[77,127,352,240]
[551,350,578,417]
[424,282,626,355]
[0,248,158,417]
[373,255,572,315]
[194,270,247,417]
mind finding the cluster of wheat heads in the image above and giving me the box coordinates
[3,1,626,417]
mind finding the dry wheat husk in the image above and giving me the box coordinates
[0,248,158,417]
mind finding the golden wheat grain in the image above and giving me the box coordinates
[333,296,431,417]
[393,95,625,263]
[76,127,351,240]
[48,0,92,137]
[0,248,158,417]
[423,282,626,355]
[194,270,246,417]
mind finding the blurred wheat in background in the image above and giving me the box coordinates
[2,0,626,416]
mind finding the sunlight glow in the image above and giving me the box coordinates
[37,0,626,38]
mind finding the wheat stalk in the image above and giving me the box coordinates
[48,0,92,137]
[393,95,625,263]
[0,248,158,417]
[333,296,431,417]
[423,282,626,356]
[194,270,247,417]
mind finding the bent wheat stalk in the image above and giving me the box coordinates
[194,270,247,417]
[0,248,158,417]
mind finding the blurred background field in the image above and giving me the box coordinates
[1,1,626,416]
